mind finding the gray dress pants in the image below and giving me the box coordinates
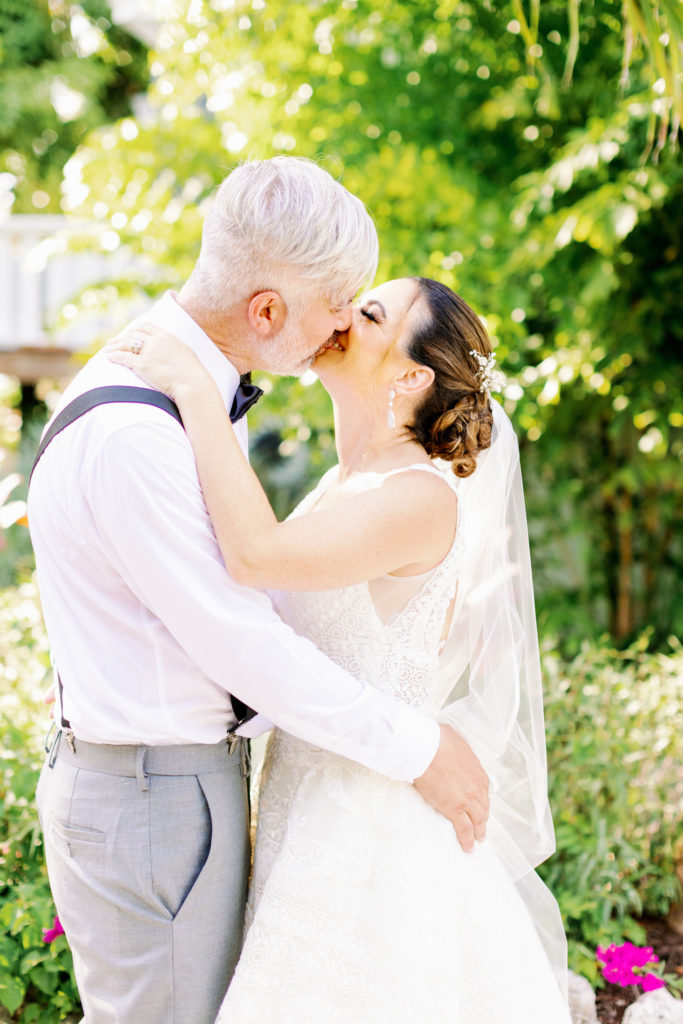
[36,734,250,1024]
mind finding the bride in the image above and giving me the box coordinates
[107,276,571,1023]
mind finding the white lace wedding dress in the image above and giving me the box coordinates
[217,466,571,1024]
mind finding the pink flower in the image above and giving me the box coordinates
[596,942,662,990]
[628,945,658,969]
[603,964,639,986]
[42,915,65,944]
[596,945,615,963]
[641,974,666,992]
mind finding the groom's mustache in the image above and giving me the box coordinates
[313,330,347,359]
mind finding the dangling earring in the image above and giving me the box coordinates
[387,389,396,429]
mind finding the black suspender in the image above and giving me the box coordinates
[31,384,255,733]
[30,386,183,485]
[33,386,183,731]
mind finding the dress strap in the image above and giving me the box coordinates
[379,463,450,482]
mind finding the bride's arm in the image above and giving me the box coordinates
[107,325,457,591]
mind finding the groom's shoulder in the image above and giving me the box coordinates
[48,352,187,458]
[57,349,140,408]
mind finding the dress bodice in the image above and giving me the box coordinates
[217,452,571,1024]
[271,465,463,713]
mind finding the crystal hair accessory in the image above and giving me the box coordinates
[469,350,504,397]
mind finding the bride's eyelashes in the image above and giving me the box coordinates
[360,306,381,324]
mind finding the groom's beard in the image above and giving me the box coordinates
[261,316,326,377]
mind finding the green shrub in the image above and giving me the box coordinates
[1,578,681,1009]
[0,581,80,1022]
[540,633,683,983]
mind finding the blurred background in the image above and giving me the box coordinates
[0,2,681,1020]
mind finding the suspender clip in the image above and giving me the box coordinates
[47,728,62,768]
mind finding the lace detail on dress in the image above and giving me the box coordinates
[273,465,463,711]
[216,465,571,1024]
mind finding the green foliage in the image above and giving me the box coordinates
[1,5,681,1001]
[0,379,48,587]
[0,581,81,1022]
[0,0,149,213]
[1,573,680,1006]
[53,0,683,642]
[540,632,683,983]
[239,364,357,518]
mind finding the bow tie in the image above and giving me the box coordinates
[230,376,264,423]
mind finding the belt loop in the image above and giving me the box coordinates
[240,738,252,823]
[135,747,149,792]
[239,738,251,780]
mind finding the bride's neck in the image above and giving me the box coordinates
[332,392,419,478]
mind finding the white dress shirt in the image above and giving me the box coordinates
[28,293,440,781]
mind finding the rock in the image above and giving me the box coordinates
[568,970,599,1024]
[622,988,683,1024]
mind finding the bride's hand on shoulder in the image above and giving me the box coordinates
[105,323,209,402]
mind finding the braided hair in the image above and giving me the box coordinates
[406,278,494,478]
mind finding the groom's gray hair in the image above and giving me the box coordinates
[187,157,378,315]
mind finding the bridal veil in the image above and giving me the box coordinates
[435,399,568,999]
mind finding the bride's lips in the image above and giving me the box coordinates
[313,332,347,359]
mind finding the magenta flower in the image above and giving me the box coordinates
[641,973,666,992]
[596,942,662,990]
[42,915,65,944]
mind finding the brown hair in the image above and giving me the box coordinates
[406,278,494,478]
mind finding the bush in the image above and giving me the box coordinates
[0,580,80,1022]
[0,410,49,589]
[540,632,683,983]
[1,578,680,1010]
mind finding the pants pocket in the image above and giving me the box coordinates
[51,817,106,844]
[149,773,212,919]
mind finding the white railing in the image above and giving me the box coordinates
[0,214,137,353]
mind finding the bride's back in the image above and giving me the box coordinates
[272,463,462,713]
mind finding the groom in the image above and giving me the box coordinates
[29,157,489,1024]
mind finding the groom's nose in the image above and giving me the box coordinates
[333,305,353,332]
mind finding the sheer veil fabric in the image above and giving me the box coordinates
[435,400,568,998]
[214,401,570,1022]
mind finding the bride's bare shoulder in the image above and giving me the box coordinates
[380,464,457,517]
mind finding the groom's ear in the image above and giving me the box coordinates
[248,291,286,336]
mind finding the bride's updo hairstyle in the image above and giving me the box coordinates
[406,278,494,478]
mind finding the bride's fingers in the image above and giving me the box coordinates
[105,349,144,373]
[465,792,489,845]
[106,323,157,350]
[472,814,487,844]
[452,813,476,853]
[106,331,148,349]
[453,802,488,850]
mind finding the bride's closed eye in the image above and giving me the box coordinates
[360,306,381,324]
